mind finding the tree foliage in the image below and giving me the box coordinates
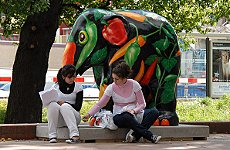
[1,0,229,35]
[0,0,50,35]
[1,0,229,49]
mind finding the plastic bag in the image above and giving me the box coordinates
[93,109,118,130]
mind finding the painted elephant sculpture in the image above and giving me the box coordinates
[62,8,181,126]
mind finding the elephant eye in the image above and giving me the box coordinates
[78,31,88,45]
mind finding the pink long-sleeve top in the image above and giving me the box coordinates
[88,79,146,116]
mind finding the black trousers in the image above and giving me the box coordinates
[113,108,159,141]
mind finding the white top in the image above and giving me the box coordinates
[53,83,83,105]
[105,79,141,103]
[104,79,144,115]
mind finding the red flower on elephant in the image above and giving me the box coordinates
[102,18,128,46]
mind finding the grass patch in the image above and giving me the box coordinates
[0,95,230,124]
[177,96,230,122]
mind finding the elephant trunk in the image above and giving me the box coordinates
[62,42,76,67]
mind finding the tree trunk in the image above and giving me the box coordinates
[4,0,62,123]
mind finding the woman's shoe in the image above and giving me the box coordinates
[65,136,80,144]
[49,138,57,143]
[151,135,161,144]
[125,130,138,143]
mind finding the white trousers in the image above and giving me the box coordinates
[47,102,81,139]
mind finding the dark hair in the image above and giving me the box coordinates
[112,61,132,78]
[57,64,76,83]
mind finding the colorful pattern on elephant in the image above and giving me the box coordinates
[62,9,181,126]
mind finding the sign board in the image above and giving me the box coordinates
[211,40,230,98]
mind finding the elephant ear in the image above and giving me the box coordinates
[101,15,129,46]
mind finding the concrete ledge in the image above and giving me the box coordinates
[36,123,209,142]
[181,122,230,134]
[0,124,37,140]
[0,122,212,141]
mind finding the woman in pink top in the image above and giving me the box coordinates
[83,61,161,143]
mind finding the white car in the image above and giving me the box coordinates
[0,82,100,99]
[0,82,55,99]
[83,83,100,98]
[0,82,10,98]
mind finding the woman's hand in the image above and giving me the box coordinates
[127,109,135,115]
[82,113,91,122]
[57,100,65,106]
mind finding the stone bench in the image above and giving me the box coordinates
[36,123,209,142]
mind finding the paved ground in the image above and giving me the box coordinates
[0,134,230,150]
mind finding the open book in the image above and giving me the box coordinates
[39,88,59,107]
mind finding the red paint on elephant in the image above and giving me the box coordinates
[102,18,127,46]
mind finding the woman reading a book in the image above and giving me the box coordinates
[47,64,83,144]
